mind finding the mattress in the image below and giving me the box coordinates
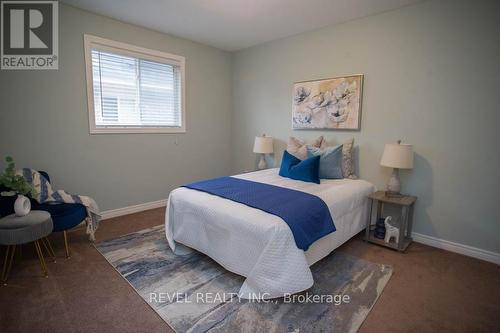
[165,168,375,299]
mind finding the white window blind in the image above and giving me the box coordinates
[84,35,185,133]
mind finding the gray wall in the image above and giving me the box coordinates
[0,4,233,211]
[231,0,500,253]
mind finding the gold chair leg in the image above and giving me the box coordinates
[2,245,16,285]
[34,241,48,278]
[1,246,10,282]
[63,231,70,259]
[41,237,56,263]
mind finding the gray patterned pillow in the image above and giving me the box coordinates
[342,138,357,179]
[287,136,326,160]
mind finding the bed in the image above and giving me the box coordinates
[165,168,375,299]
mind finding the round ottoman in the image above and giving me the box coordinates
[0,211,56,284]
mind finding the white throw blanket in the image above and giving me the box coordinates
[18,168,101,240]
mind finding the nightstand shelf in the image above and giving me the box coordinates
[365,191,417,252]
[366,230,412,251]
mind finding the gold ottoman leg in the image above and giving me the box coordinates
[2,245,16,285]
[42,237,56,263]
[34,241,48,278]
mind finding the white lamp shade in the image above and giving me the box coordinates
[380,143,414,169]
[253,136,273,154]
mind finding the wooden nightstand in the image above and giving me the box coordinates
[364,191,417,252]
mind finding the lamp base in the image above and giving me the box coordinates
[385,168,401,197]
[257,154,267,170]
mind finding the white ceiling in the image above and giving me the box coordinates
[62,0,424,51]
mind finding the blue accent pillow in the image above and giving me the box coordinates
[279,150,300,178]
[279,150,321,184]
[307,144,344,179]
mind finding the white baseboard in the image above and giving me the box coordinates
[412,232,500,265]
[101,199,167,220]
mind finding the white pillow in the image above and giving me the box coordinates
[286,136,326,160]
[341,138,357,179]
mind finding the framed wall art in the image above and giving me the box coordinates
[292,74,363,130]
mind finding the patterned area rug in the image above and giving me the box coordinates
[95,225,392,333]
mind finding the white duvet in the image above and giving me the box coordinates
[165,168,375,299]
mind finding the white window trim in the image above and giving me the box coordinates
[83,34,186,134]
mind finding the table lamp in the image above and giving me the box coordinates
[253,135,273,169]
[380,140,414,196]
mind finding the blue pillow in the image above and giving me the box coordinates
[307,144,343,179]
[279,150,320,184]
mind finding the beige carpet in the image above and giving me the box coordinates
[0,207,499,333]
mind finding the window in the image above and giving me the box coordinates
[84,35,185,133]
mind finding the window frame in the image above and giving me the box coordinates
[83,34,186,134]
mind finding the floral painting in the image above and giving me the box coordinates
[292,75,363,130]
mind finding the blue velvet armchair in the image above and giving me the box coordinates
[0,171,86,258]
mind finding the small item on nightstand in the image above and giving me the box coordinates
[374,218,387,239]
[384,216,400,244]
[380,140,414,197]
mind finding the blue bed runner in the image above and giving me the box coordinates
[182,176,335,251]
